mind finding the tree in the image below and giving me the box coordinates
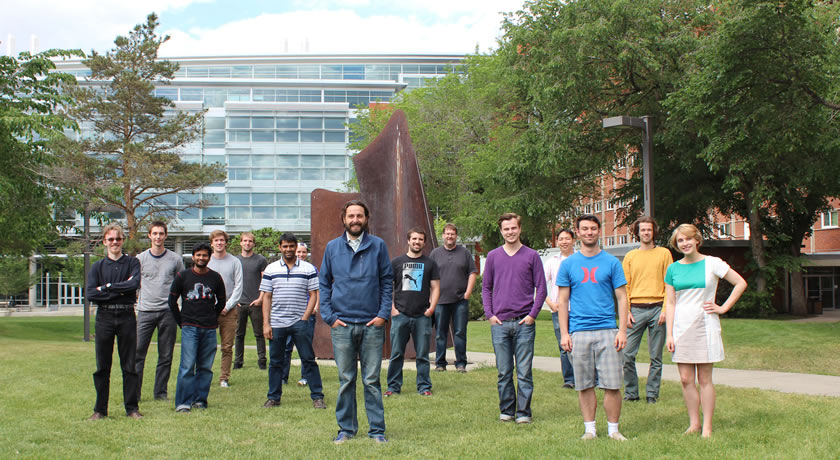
[228,228,294,263]
[0,49,80,255]
[665,0,840,314]
[0,257,39,300]
[49,14,225,249]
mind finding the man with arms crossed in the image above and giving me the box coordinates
[169,242,226,413]
[386,227,440,397]
[86,223,142,420]
[622,217,673,404]
[135,221,184,402]
[261,233,325,409]
[557,214,629,441]
[430,223,476,373]
[207,230,243,388]
[320,200,393,444]
[482,213,547,424]
[544,228,576,389]
[234,232,268,371]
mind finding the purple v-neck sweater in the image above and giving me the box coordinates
[481,245,547,321]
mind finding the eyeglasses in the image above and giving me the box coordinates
[105,237,124,243]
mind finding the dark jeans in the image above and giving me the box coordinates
[331,322,386,437]
[434,300,469,368]
[387,313,432,393]
[281,316,316,382]
[268,319,323,401]
[234,303,266,367]
[93,308,140,415]
[135,309,178,400]
[175,326,217,410]
[491,318,535,419]
[551,312,576,385]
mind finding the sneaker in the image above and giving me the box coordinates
[623,395,639,402]
[581,432,597,440]
[233,363,243,370]
[313,399,327,409]
[371,434,388,444]
[258,362,267,370]
[384,390,396,397]
[499,414,514,422]
[176,407,191,413]
[220,380,229,388]
[191,402,207,409]
[434,366,446,372]
[515,416,532,424]
[646,397,658,404]
[456,366,467,373]
[263,399,281,408]
[297,379,307,386]
[562,383,575,389]
[87,412,106,421]
[420,390,432,396]
[154,395,168,401]
[609,432,628,441]
[333,432,353,445]
[126,411,144,420]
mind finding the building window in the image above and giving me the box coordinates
[618,235,628,245]
[594,200,602,213]
[718,223,732,237]
[822,210,839,228]
[605,236,615,247]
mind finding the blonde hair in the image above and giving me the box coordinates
[102,222,125,240]
[209,229,229,243]
[669,224,703,251]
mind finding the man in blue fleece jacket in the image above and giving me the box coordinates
[319,200,393,445]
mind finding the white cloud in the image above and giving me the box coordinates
[159,7,516,56]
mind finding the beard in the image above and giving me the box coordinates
[344,221,368,237]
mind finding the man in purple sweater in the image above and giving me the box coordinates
[482,213,547,424]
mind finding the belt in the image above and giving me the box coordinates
[631,302,663,309]
[504,314,528,322]
[97,304,135,311]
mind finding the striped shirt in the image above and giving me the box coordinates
[259,258,319,328]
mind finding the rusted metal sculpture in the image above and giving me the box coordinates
[310,109,438,359]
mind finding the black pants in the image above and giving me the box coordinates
[234,304,266,367]
[93,309,140,415]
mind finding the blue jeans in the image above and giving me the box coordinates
[175,326,217,410]
[387,313,432,393]
[435,300,469,368]
[623,305,665,398]
[268,319,324,401]
[281,316,316,382]
[491,318,535,418]
[551,312,576,385]
[331,323,386,437]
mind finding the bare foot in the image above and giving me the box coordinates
[684,427,701,435]
[701,431,712,438]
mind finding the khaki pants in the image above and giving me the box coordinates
[217,307,239,382]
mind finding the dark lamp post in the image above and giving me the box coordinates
[602,115,654,217]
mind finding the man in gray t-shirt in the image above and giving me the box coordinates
[135,221,185,401]
[429,223,477,372]
[234,232,268,370]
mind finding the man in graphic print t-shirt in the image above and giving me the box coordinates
[386,227,440,397]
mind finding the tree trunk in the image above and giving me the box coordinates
[746,200,768,295]
[788,234,809,316]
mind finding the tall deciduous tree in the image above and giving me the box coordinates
[49,14,224,248]
[665,0,840,314]
[0,50,80,255]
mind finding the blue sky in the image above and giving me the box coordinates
[1,0,526,57]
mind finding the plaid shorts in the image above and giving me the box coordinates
[570,329,623,390]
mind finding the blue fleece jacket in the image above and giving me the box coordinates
[319,232,393,325]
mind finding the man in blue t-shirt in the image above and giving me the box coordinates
[556,214,629,442]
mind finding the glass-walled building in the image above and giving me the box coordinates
[54,55,465,248]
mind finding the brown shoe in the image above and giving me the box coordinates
[263,399,281,408]
[87,412,106,421]
[126,411,144,420]
[313,399,327,409]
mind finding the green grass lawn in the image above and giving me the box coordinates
[1,317,839,458]
[467,311,840,376]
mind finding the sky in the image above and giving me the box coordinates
[1,0,527,57]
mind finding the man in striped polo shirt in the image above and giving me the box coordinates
[260,233,325,409]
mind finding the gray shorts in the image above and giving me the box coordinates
[570,329,622,390]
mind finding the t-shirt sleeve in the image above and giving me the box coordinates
[259,268,272,293]
[259,257,268,273]
[664,263,674,286]
[711,257,731,279]
[556,259,571,287]
[430,259,440,280]
[612,257,627,288]
[466,250,477,273]
[307,266,319,291]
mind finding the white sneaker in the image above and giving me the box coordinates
[220,380,229,388]
[609,432,628,441]
[581,432,597,440]
[499,414,514,422]
[297,379,307,386]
